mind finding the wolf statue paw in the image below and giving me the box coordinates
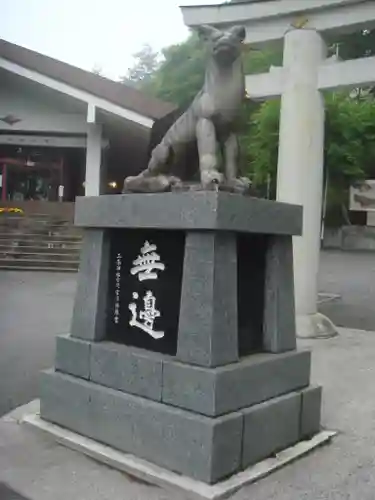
[123,175,182,193]
[225,177,252,194]
[201,170,224,188]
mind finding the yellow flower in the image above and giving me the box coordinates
[0,207,24,214]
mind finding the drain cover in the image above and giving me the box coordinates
[0,483,31,500]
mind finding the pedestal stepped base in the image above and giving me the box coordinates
[40,192,322,485]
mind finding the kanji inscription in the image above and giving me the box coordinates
[106,229,185,355]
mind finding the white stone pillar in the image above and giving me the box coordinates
[85,123,103,197]
[277,28,336,338]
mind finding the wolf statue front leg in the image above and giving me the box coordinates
[196,118,223,188]
[223,132,251,193]
[223,133,238,182]
[123,142,182,193]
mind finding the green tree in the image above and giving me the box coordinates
[122,30,282,185]
[139,32,282,108]
[92,64,103,76]
[148,34,206,108]
[245,92,375,221]
[334,30,375,60]
[243,98,280,197]
[324,92,375,224]
[122,44,160,88]
[331,29,375,98]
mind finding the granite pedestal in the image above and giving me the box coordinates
[40,192,322,485]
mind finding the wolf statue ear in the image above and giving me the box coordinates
[196,24,220,41]
[230,25,246,42]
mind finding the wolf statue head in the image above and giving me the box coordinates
[196,24,246,67]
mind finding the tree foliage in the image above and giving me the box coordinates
[244,98,280,188]
[122,44,160,88]
[331,29,375,98]
[148,35,206,108]
[334,30,375,60]
[123,32,282,108]
[247,92,375,181]
[123,28,375,225]
[92,64,103,76]
[245,93,375,221]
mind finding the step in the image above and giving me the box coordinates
[0,241,81,251]
[0,212,66,219]
[0,217,71,223]
[0,232,82,243]
[0,225,82,234]
[0,214,71,221]
[0,240,81,250]
[0,233,82,242]
[0,244,81,254]
[0,251,80,262]
[0,265,78,273]
[0,258,80,269]
[0,217,79,225]
[0,220,73,229]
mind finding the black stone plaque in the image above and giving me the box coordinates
[237,234,268,356]
[106,229,185,355]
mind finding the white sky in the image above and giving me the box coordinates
[0,0,221,81]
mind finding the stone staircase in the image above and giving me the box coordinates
[0,213,82,272]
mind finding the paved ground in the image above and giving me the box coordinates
[1,328,375,500]
[319,250,375,331]
[0,271,76,416]
[0,249,374,417]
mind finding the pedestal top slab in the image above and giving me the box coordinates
[75,192,302,236]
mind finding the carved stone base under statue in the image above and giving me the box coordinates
[39,192,322,485]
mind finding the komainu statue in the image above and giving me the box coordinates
[123,24,251,193]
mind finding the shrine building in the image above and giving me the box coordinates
[0,38,176,217]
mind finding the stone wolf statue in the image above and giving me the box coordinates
[123,24,251,193]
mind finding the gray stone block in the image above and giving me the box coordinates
[211,410,243,482]
[40,370,243,484]
[74,192,302,236]
[90,342,163,401]
[162,350,310,416]
[40,369,92,437]
[177,231,238,367]
[216,193,302,236]
[71,229,109,341]
[242,392,301,468]
[55,335,91,380]
[263,235,296,353]
[300,385,322,439]
[162,360,216,415]
[342,225,375,252]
